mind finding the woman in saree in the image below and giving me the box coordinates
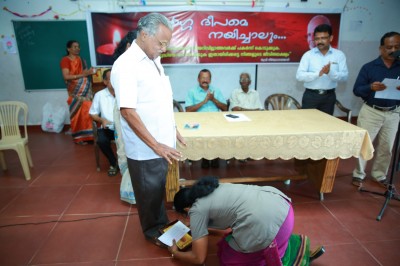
[60,40,95,145]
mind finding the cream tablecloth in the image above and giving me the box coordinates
[175,109,374,161]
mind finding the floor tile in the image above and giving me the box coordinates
[0,187,25,211]
[1,127,400,265]
[311,243,381,266]
[0,186,80,217]
[323,197,400,242]
[86,170,122,185]
[35,262,116,266]
[117,258,187,266]
[363,239,400,266]
[65,184,131,214]
[292,202,357,247]
[31,165,91,186]
[0,216,58,266]
[118,214,169,260]
[31,214,127,265]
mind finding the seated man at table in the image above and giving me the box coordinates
[89,69,118,176]
[185,69,227,168]
[229,72,263,111]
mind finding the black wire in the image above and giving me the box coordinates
[0,213,135,228]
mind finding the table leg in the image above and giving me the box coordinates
[165,160,179,202]
[306,158,340,196]
[320,192,324,201]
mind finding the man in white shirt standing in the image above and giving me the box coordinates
[296,24,348,115]
[229,72,263,111]
[111,13,185,247]
[89,69,118,176]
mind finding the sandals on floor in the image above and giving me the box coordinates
[352,177,363,187]
[310,245,325,262]
[107,166,118,176]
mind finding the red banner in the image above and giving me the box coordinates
[90,11,341,66]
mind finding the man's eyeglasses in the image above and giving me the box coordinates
[240,78,250,82]
[314,36,330,42]
[154,35,169,48]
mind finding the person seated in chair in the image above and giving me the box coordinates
[185,69,227,169]
[89,69,118,176]
[229,72,263,111]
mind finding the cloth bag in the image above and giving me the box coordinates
[41,102,68,133]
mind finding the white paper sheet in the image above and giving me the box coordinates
[375,78,400,100]
[158,221,190,247]
[224,113,251,122]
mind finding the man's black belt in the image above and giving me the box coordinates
[305,88,335,95]
[365,102,399,112]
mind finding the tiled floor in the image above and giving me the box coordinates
[0,127,400,266]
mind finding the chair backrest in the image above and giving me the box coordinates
[335,100,352,123]
[173,100,184,112]
[264,94,301,110]
[0,101,28,141]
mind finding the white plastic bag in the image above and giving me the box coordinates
[114,104,136,204]
[41,102,68,133]
[120,168,136,204]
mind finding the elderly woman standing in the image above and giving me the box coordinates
[60,40,95,145]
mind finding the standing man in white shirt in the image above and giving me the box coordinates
[89,69,118,176]
[296,24,348,115]
[229,72,263,111]
[111,13,185,247]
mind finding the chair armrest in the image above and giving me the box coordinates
[335,100,352,123]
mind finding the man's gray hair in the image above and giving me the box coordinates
[137,13,172,36]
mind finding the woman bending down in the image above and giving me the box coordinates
[171,176,324,265]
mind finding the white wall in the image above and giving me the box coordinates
[1,0,399,124]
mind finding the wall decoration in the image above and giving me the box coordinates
[89,11,341,66]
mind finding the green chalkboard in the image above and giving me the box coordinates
[13,20,91,90]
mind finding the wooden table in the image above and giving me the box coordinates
[165,109,374,201]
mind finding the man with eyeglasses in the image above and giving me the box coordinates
[306,15,331,50]
[296,24,348,115]
[229,72,263,111]
[111,13,186,248]
[352,31,400,188]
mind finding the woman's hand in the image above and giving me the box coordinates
[168,239,179,258]
[82,67,96,77]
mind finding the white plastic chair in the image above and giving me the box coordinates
[0,101,33,180]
